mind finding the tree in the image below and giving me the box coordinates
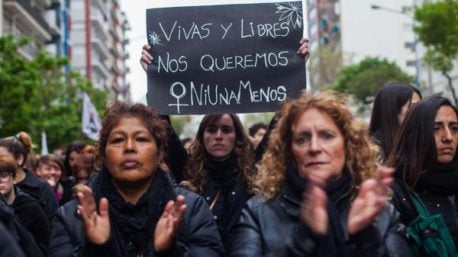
[414,0,458,105]
[170,115,193,137]
[308,46,343,90]
[332,57,413,104]
[0,35,108,151]
[243,113,275,129]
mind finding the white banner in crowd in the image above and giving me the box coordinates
[41,131,49,155]
[82,93,101,141]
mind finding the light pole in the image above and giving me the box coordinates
[370,4,420,88]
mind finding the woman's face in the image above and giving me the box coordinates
[398,92,421,123]
[68,151,80,171]
[291,108,346,181]
[104,117,160,186]
[434,105,458,164]
[203,114,236,160]
[0,171,14,196]
[37,161,62,188]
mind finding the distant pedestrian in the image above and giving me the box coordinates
[369,83,421,161]
[0,132,58,223]
[248,122,267,149]
[50,102,223,257]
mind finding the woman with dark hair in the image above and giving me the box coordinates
[230,91,410,257]
[50,102,223,257]
[0,149,50,256]
[185,113,255,248]
[369,83,422,161]
[72,154,95,185]
[64,140,86,178]
[0,132,58,223]
[387,95,458,246]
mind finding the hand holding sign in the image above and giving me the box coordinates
[146,1,307,115]
[140,44,153,72]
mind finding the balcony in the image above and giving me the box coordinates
[92,0,105,10]
[4,0,52,42]
[90,10,110,41]
[35,0,51,8]
[92,59,111,79]
[44,9,60,36]
[91,37,110,60]
[122,52,129,60]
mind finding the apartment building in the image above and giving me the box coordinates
[1,0,131,101]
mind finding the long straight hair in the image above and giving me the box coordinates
[186,113,255,194]
[369,83,421,160]
[387,95,457,186]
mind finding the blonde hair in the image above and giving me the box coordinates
[255,91,379,199]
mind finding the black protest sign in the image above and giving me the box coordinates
[146,1,306,115]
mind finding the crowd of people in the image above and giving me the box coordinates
[0,36,456,257]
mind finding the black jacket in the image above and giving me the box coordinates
[49,180,224,257]
[202,176,252,249]
[0,222,26,257]
[16,168,58,223]
[229,184,411,257]
[0,196,46,257]
[13,187,50,255]
[391,179,458,246]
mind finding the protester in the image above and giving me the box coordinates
[0,150,50,255]
[0,132,58,223]
[248,122,267,149]
[369,83,422,161]
[229,91,410,257]
[387,95,458,247]
[64,141,86,178]
[37,154,74,205]
[72,154,95,185]
[140,36,310,250]
[50,102,223,257]
[185,113,256,248]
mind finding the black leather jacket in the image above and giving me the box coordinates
[229,184,411,257]
[50,185,224,257]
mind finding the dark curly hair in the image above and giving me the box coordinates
[95,102,168,171]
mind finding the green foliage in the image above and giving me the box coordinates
[414,0,458,104]
[414,0,458,58]
[243,112,275,130]
[308,46,343,90]
[170,115,193,137]
[0,35,108,151]
[332,57,413,104]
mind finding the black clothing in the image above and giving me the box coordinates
[0,222,26,257]
[230,167,411,257]
[93,170,176,254]
[59,177,76,206]
[13,187,51,255]
[0,196,46,257]
[392,174,458,247]
[50,170,224,257]
[202,157,252,249]
[160,115,188,183]
[15,168,58,223]
[254,113,279,162]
